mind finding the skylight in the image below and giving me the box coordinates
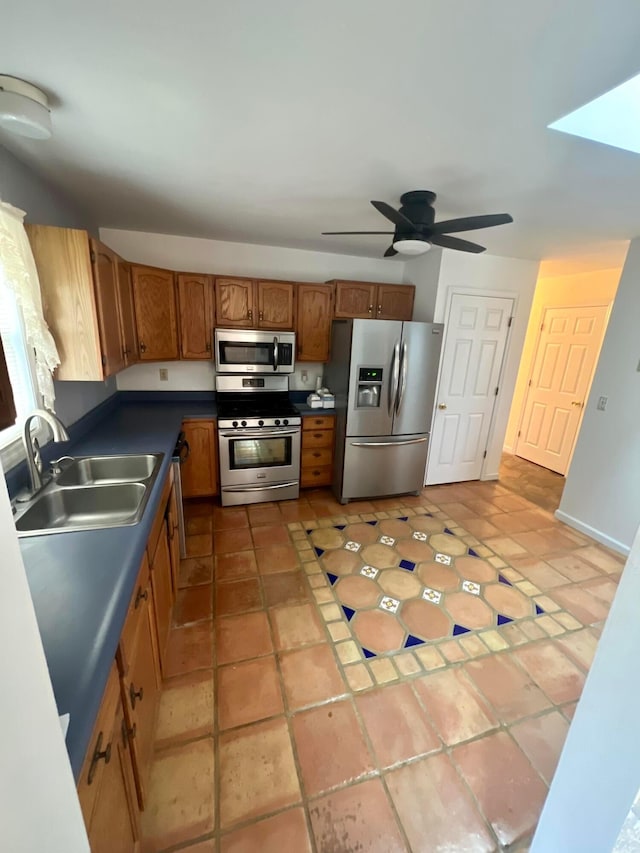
[548,73,640,155]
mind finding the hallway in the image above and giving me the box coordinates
[499,452,566,513]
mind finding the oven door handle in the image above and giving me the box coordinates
[219,429,300,439]
[273,336,279,372]
[222,481,299,493]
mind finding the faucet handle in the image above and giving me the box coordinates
[50,456,75,476]
[32,437,42,475]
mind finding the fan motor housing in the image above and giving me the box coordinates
[399,191,437,229]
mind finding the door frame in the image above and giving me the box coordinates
[425,285,519,485]
[513,300,612,473]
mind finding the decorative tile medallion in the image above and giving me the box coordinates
[422,587,442,604]
[379,535,395,546]
[462,580,481,596]
[379,596,400,614]
[344,541,361,552]
[412,531,428,541]
[435,553,452,565]
[360,565,379,579]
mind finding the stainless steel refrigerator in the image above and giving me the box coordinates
[325,319,444,503]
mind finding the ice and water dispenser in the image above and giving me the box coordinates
[356,367,383,408]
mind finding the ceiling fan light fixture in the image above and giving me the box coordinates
[0,75,52,139]
[392,238,431,256]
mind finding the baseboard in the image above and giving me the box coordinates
[554,509,630,557]
[502,445,515,455]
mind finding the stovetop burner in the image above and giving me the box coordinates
[216,392,300,420]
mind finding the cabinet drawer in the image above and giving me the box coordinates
[302,429,334,449]
[302,447,333,468]
[118,553,151,677]
[302,415,335,431]
[301,465,333,487]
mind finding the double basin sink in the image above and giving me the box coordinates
[14,453,164,537]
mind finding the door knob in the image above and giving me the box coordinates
[571,401,582,407]
[438,403,447,410]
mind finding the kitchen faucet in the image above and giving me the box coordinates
[22,409,70,497]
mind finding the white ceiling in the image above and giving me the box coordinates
[2,0,640,267]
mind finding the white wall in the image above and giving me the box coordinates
[0,465,89,852]
[557,238,640,554]
[403,248,442,322]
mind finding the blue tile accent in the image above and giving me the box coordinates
[453,624,471,636]
[498,573,512,586]
[444,527,455,535]
[314,546,325,557]
[399,559,416,572]
[535,603,545,615]
[334,524,346,530]
[404,634,425,648]
[326,572,339,586]
[362,647,377,659]
[497,613,513,626]
[424,512,433,517]
[468,548,480,558]
[342,605,356,621]
[366,520,378,526]
[398,516,409,521]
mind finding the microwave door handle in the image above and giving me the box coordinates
[273,336,279,372]
[396,341,408,414]
[388,342,400,416]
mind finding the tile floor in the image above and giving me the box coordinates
[498,453,565,513]
[140,480,625,853]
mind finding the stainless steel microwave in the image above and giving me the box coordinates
[214,328,296,374]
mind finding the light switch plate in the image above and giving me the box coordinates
[159,368,169,381]
[597,395,608,411]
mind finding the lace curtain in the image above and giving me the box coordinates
[0,200,59,410]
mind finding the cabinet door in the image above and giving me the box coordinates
[256,281,295,330]
[117,259,139,367]
[376,284,415,321]
[131,266,179,360]
[333,281,377,319]
[167,483,181,596]
[150,522,173,676]
[178,274,214,359]
[91,239,125,377]
[296,283,334,361]
[181,420,217,497]
[215,278,255,327]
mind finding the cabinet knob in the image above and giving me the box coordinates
[377,304,382,315]
[368,305,373,314]
[139,341,146,353]
[87,732,112,784]
[248,309,253,321]
[134,587,148,609]
[259,311,264,321]
[129,682,144,709]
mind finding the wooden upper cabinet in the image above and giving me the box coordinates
[0,336,17,431]
[131,265,179,360]
[332,281,378,319]
[181,420,218,497]
[256,280,295,330]
[376,284,415,321]
[215,277,255,327]
[117,259,138,368]
[91,240,125,377]
[296,283,334,362]
[178,274,214,359]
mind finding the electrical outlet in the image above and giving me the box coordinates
[159,368,169,381]
[597,395,608,411]
[301,369,308,383]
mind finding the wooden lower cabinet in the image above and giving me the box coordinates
[181,419,218,498]
[167,480,181,595]
[301,415,335,488]
[149,518,174,677]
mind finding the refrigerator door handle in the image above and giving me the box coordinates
[396,341,408,414]
[351,437,428,448]
[388,341,400,416]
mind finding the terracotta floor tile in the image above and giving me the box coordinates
[221,807,312,853]
[279,501,317,522]
[280,644,346,709]
[248,505,282,526]
[386,752,495,853]
[216,577,262,617]
[547,553,602,583]
[179,841,215,853]
[215,550,258,582]
[218,656,284,729]
[464,654,551,723]
[445,592,495,629]
[577,544,625,573]
[462,516,502,539]
[184,498,215,517]
[216,611,273,664]
[455,555,496,583]
[164,621,214,677]
[353,609,406,653]
[262,571,310,608]
[483,584,532,619]
[510,710,569,784]
[557,628,600,671]
[141,739,215,851]
[549,585,610,625]
[186,533,213,558]
[356,682,440,768]
[413,668,497,745]
[292,699,374,796]
[213,506,249,529]
[310,778,407,853]
[154,670,214,748]
[173,584,213,626]
[453,731,547,848]
[270,602,325,650]
[186,514,213,535]
[215,527,254,554]
[179,555,214,588]
[251,524,292,549]
[580,575,619,605]
[513,642,585,704]
[218,717,300,829]
[336,575,382,608]
[509,557,569,589]
[256,544,300,574]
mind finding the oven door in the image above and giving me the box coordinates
[218,426,301,488]
[215,329,295,374]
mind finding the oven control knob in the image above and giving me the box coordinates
[258,420,264,426]
[275,419,281,425]
[283,419,289,425]
[241,420,247,427]
[232,421,238,427]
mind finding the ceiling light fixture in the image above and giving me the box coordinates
[0,75,52,139]
[392,238,431,256]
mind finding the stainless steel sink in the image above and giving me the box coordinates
[56,454,161,486]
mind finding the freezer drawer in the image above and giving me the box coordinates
[339,433,429,501]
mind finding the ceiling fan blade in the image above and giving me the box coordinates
[430,234,485,253]
[384,245,398,257]
[371,200,415,229]
[429,213,513,234]
[322,231,394,235]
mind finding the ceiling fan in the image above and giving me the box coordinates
[322,190,513,257]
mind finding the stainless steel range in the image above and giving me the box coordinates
[216,375,301,506]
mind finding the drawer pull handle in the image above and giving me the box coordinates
[130,683,144,709]
[313,452,321,457]
[313,433,323,438]
[134,587,148,609]
[88,732,111,784]
[121,719,137,744]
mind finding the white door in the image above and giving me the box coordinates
[515,304,609,475]
[427,293,513,485]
